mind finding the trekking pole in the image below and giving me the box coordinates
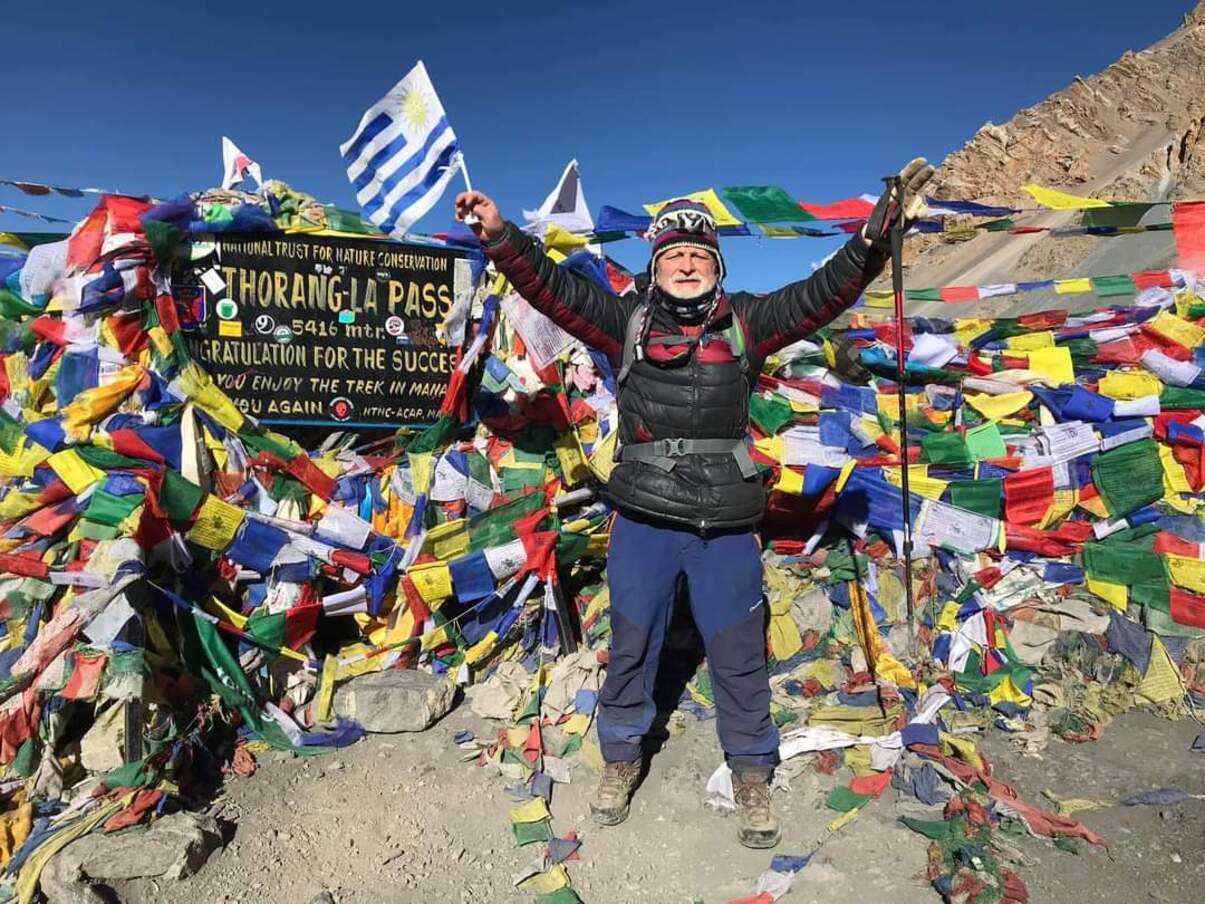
[882,174,916,635]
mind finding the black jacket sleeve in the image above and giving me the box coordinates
[482,221,636,359]
[738,231,890,359]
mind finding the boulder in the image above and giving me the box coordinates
[332,668,455,733]
[42,811,222,904]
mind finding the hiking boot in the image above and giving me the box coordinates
[590,760,641,826]
[732,769,781,849]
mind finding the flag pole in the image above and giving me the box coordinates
[883,174,917,637]
[457,152,479,226]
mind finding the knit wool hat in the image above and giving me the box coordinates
[647,198,726,282]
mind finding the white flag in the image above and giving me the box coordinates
[221,136,263,190]
[523,159,594,236]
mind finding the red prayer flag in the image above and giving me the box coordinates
[1171,586,1205,629]
[1003,467,1054,526]
[61,651,108,701]
[1172,200,1205,273]
[1131,269,1175,291]
[939,286,981,303]
[798,197,875,221]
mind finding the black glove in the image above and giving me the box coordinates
[862,157,936,249]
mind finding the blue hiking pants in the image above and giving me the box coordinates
[597,512,780,770]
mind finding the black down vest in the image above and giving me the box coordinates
[483,221,888,531]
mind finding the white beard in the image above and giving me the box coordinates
[657,275,717,301]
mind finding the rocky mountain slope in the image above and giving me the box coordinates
[895,1,1205,316]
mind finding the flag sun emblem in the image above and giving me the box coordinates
[401,88,431,130]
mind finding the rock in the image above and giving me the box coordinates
[332,669,455,733]
[309,892,336,904]
[42,811,222,904]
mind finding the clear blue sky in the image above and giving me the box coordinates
[1,0,1193,290]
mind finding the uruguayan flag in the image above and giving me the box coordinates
[340,61,462,237]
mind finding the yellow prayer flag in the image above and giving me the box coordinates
[427,518,469,560]
[826,807,861,833]
[420,624,450,651]
[47,449,107,494]
[177,363,245,433]
[768,594,803,661]
[1086,577,1128,611]
[1054,278,1093,296]
[1136,636,1186,705]
[644,188,743,227]
[834,459,858,494]
[560,713,592,735]
[554,431,591,486]
[753,435,784,464]
[408,452,433,494]
[408,561,453,606]
[4,354,29,398]
[186,495,247,549]
[1026,347,1074,385]
[1006,331,1054,351]
[1166,554,1205,594]
[988,673,1033,708]
[953,319,992,347]
[1160,445,1194,497]
[517,865,571,895]
[1149,310,1205,350]
[464,631,498,665]
[509,797,551,824]
[1098,370,1162,400]
[588,428,618,482]
[542,225,590,254]
[862,290,895,309]
[1022,184,1112,210]
[965,391,1033,421]
[884,465,948,500]
[774,467,804,496]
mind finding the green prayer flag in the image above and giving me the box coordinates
[922,432,972,467]
[900,815,967,843]
[1091,438,1163,517]
[535,889,583,904]
[404,414,459,454]
[78,520,121,541]
[1160,386,1205,409]
[1143,605,1205,638]
[825,786,872,812]
[468,491,546,551]
[142,219,183,267]
[1089,274,1137,297]
[948,479,1003,518]
[513,818,554,846]
[750,393,794,434]
[0,409,24,454]
[1082,541,1165,586]
[183,610,264,732]
[905,288,942,302]
[719,186,813,223]
[75,446,143,470]
[323,206,377,234]
[84,489,144,527]
[161,469,205,522]
[1082,204,1153,228]
[965,423,1006,461]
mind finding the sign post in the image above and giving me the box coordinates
[184,233,472,427]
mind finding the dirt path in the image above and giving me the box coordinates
[112,704,1204,904]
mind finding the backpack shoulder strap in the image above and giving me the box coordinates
[724,308,751,379]
[617,303,650,387]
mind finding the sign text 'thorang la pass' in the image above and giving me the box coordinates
[185,232,472,427]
